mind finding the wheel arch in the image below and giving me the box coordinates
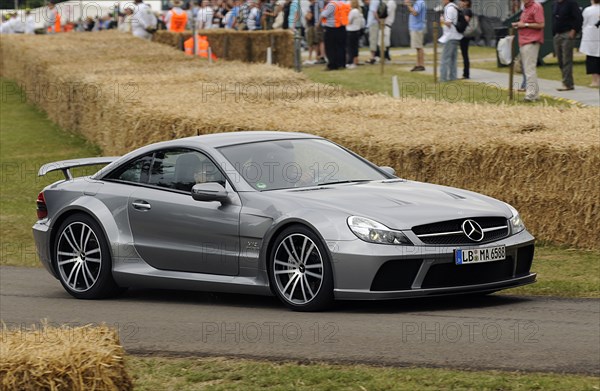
[49,199,121,274]
[261,218,336,290]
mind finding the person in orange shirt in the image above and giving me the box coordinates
[47,1,61,33]
[320,0,350,70]
[165,0,188,32]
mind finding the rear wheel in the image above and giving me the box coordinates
[268,225,334,311]
[54,213,122,299]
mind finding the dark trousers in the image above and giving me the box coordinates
[553,32,575,88]
[324,26,346,69]
[374,47,391,60]
[346,30,360,64]
[460,37,471,78]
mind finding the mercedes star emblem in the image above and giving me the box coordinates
[462,219,484,242]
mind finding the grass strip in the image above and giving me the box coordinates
[129,356,600,391]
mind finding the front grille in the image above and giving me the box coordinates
[412,217,509,245]
[421,257,514,289]
[516,245,534,276]
[370,259,423,291]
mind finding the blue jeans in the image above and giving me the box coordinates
[440,39,459,82]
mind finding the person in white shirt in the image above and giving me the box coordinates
[119,7,134,33]
[0,14,15,34]
[25,10,36,34]
[579,0,600,87]
[247,1,261,30]
[4,13,18,34]
[346,0,365,68]
[439,0,463,81]
[378,0,396,61]
[196,0,214,30]
[366,0,380,63]
[131,0,157,40]
[12,12,25,33]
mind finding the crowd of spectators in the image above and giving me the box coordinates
[1,0,598,88]
[0,9,36,34]
[0,0,396,68]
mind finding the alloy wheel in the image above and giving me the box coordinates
[56,222,102,292]
[273,233,324,305]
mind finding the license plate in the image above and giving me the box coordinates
[455,245,506,265]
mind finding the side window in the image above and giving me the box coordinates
[148,149,226,192]
[106,149,226,192]
[106,154,153,184]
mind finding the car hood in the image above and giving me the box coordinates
[270,180,512,230]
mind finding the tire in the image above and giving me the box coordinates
[268,225,334,311]
[53,213,122,299]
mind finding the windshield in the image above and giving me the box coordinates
[219,139,388,191]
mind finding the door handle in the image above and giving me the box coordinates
[132,200,151,211]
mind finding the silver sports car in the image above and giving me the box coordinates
[33,131,536,311]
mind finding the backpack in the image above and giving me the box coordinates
[451,4,467,33]
[377,0,388,20]
[463,14,479,37]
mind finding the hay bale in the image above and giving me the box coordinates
[247,30,275,64]
[152,30,294,67]
[1,32,598,249]
[0,322,133,391]
[269,30,295,68]
[225,31,251,62]
[199,31,225,58]
[152,30,182,48]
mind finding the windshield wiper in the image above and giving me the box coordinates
[317,179,372,186]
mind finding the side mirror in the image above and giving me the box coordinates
[379,166,396,176]
[191,182,229,203]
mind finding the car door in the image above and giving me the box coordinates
[111,148,241,276]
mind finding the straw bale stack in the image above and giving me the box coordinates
[0,322,133,390]
[153,30,294,67]
[1,32,598,248]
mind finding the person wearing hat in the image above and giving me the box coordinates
[119,7,134,33]
[165,0,188,32]
[197,0,214,29]
[0,13,15,34]
[11,12,25,33]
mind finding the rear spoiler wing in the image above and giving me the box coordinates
[38,157,120,180]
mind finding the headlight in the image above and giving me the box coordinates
[506,204,525,234]
[347,216,413,245]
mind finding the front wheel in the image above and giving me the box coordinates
[268,225,334,311]
[54,213,122,299]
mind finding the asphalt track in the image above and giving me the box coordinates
[1,266,598,375]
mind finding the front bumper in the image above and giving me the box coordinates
[334,273,536,300]
[329,229,536,300]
